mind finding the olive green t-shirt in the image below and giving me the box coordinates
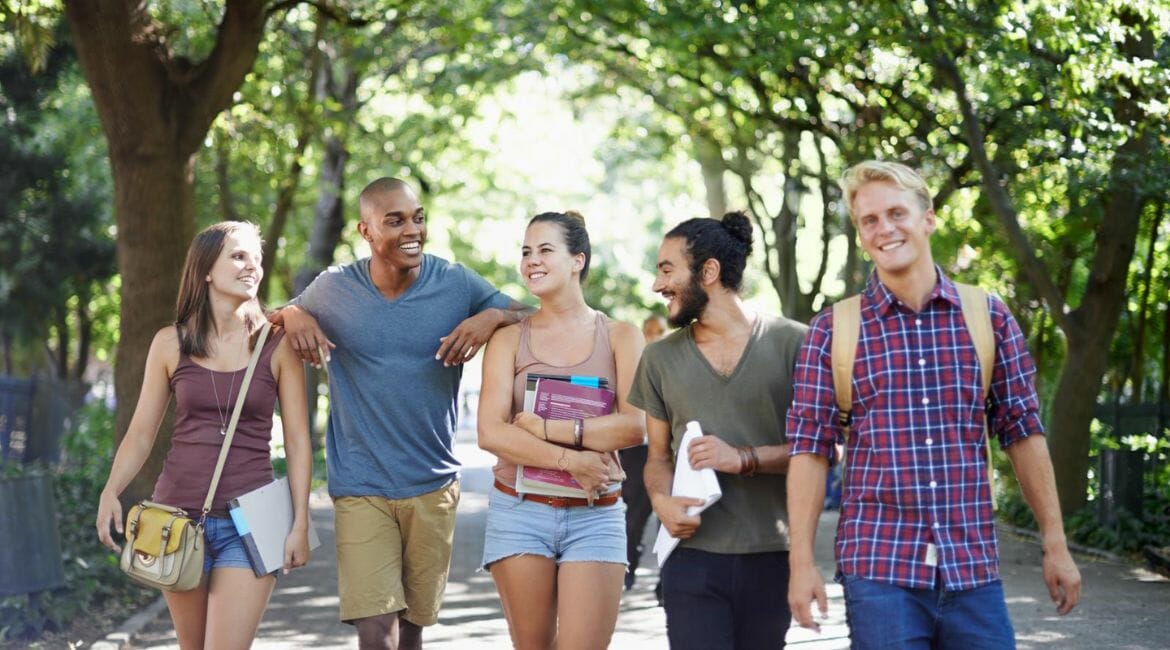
[627,314,808,554]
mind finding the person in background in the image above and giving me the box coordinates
[96,221,312,650]
[620,314,667,591]
[478,210,646,650]
[786,160,1081,649]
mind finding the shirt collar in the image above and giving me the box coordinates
[863,266,960,316]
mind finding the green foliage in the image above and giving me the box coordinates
[0,25,116,377]
[0,401,153,642]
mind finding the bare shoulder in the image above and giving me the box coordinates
[607,319,644,346]
[150,325,181,371]
[489,320,523,347]
[607,319,640,338]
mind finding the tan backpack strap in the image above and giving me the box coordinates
[831,296,862,424]
[201,320,273,520]
[956,283,994,397]
[831,295,862,487]
[955,283,997,509]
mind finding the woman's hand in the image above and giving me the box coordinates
[567,450,613,498]
[511,412,545,439]
[96,488,124,553]
[282,525,311,575]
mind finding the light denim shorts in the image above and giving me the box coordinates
[482,486,628,570]
[202,516,258,573]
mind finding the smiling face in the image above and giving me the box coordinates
[852,180,936,280]
[652,236,709,328]
[521,221,584,297]
[358,187,427,271]
[206,229,263,302]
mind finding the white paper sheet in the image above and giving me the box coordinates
[653,421,723,567]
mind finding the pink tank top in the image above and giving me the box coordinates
[493,311,619,486]
[152,330,284,517]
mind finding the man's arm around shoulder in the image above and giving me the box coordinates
[269,304,335,368]
[435,299,532,367]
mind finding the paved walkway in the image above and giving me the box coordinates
[130,431,1169,649]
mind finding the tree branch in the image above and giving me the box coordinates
[933,53,1071,334]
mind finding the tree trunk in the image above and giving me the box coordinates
[64,0,269,503]
[1047,133,1149,513]
[694,136,726,219]
[114,154,196,504]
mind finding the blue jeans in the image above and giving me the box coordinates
[661,548,790,650]
[842,574,1015,649]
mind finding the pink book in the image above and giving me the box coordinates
[516,378,622,497]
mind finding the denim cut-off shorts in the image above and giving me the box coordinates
[481,486,628,570]
[202,516,259,573]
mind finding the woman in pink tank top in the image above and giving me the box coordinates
[95,222,312,649]
[478,211,647,650]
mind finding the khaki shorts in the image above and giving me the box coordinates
[334,479,460,626]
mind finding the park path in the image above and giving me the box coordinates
[130,428,1168,649]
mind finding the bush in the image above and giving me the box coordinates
[0,401,153,643]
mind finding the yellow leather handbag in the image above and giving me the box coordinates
[120,501,204,591]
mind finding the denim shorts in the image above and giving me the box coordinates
[202,516,258,573]
[481,486,627,570]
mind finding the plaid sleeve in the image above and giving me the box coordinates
[787,309,840,459]
[987,295,1044,448]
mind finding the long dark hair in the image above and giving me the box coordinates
[174,221,266,357]
[528,210,591,283]
[664,211,753,292]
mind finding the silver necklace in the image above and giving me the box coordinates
[209,368,237,436]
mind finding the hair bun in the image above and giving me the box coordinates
[564,210,586,224]
[721,211,753,250]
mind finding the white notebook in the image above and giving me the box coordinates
[653,421,723,567]
[229,477,320,576]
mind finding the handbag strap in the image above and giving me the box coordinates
[200,320,273,522]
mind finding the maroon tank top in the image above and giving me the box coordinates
[152,329,284,517]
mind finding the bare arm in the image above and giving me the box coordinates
[687,435,791,475]
[787,453,830,629]
[512,320,646,452]
[644,414,704,539]
[95,327,178,552]
[1005,433,1081,615]
[274,336,312,573]
[436,299,533,366]
[476,326,612,493]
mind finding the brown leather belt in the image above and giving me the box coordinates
[493,479,621,508]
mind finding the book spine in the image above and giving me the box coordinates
[229,506,269,577]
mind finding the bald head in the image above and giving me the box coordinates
[359,177,418,223]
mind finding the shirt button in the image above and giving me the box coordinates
[933,522,940,529]
[929,480,938,488]
[922,397,931,405]
[918,358,926,366]
[925,438,933,445]
[915,319,922,326]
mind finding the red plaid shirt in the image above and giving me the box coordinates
[787,270,1044,590]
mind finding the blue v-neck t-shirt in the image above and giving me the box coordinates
[295,254,513,499]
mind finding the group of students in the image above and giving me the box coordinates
[96,160,1081,650]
